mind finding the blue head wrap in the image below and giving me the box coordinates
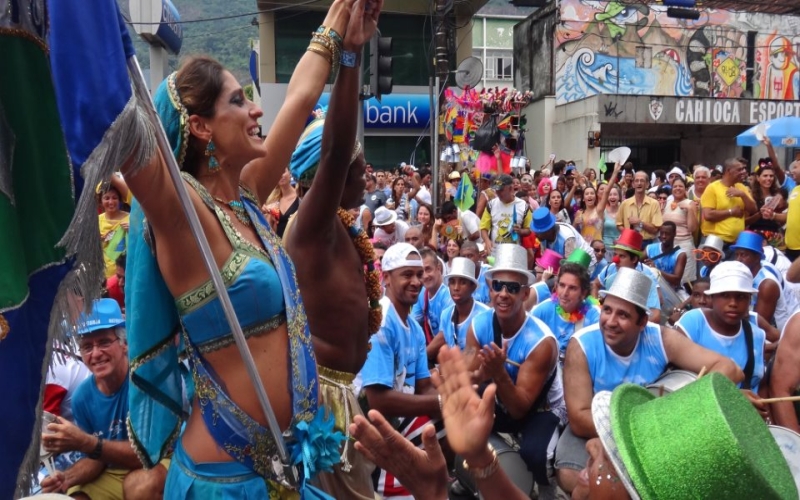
[153,72,190,169]
[289,117,325,187]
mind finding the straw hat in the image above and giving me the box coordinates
[599,267,652,313]
[448,171,462,180]
[484,244,535,286]
[446,257,477,286]
[610,374,797,499]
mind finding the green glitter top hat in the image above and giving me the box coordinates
[610,373,797,500]
[562,248,591,269]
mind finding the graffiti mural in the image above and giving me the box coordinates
[555,0,800,104]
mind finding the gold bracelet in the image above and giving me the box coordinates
[462,444,499,480]
[307,43,332,63]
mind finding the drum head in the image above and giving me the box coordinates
[646,370,698,396]
[769,425,800,491]
[452,433,534,498]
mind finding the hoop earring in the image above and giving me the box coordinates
[205,137,220,173]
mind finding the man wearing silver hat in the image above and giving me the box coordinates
[464,244,566,490]
[428,257,490,353]
[555,267,743,495]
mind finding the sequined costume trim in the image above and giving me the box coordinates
[194,314,287,354]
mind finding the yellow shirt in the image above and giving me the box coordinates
[99,212,129,278]
[616,196,663,240]
[700,180,752,243]
[786,186,800,250]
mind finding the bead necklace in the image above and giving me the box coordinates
[213,196,251,226]
[338,208,382,334]
[552,293,600,322]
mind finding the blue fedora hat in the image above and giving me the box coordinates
[532,207,556,233]
[729,231,765,258]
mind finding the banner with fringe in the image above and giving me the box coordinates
[1,0,154,496]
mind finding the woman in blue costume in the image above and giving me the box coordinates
[122,1,358,497]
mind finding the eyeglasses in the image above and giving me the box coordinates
[693,249,721,263]
[79,337,120,355]
[593,247,606,254]
[658,196,668,201]
[491,279,524,294]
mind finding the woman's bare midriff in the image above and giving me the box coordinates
[181,325,293,464]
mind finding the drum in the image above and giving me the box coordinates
[452,433,534,498]
[654,270,682,323]
[769,425,800,491]
[646,370,698,396]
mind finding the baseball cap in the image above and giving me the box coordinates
[76,298,125,335]
[382,243,423,272]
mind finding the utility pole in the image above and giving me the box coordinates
[432,0,450,212]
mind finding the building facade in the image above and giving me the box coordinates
[515,0,800,173]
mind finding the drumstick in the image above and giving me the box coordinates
[505,359,521,368]
[697,366,708,378]
[758,395,800,404]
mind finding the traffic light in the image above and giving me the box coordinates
[370,34,393,101]
[664,0,700,19]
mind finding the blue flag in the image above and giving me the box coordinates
[0,0,142,495]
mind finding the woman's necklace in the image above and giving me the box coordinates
[212,196,251,226]
[552,293,600,322]
[338,208,383,335]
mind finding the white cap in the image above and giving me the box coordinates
[382,243,422,272]
[705,261,758,296]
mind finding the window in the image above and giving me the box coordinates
[485,50,513,80]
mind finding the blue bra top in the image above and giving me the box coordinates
[176,177,286,353]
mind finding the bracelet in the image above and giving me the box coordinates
[463,445,499,480]
[315,25,343,47]
[307,43,332,63]
[437,394,444,415]
[88,436,103,460]
[340,49,360,68]
[728,208,732,216]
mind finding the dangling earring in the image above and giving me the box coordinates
[205,137,220,173]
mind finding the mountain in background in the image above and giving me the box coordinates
[120,0,259,83]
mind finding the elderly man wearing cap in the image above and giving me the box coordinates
[532,207,597,273]
[532,252,601,361]
[675,262,769,415]
[616,171,663,246]
[357,243,445,498]
[592,229,662,323]
[555,267,743,494]
[480,174,533,255]
[464,244,566,492]
[731,231,798,332]
[700,158,757,245]
[41,299,169,500]
[427,257,491,353]
[372,206,409,247]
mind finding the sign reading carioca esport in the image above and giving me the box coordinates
[597,95,800,126]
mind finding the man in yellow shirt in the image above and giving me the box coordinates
[700,158,757,244]
[769,159,800,261]
[616,171,663,246]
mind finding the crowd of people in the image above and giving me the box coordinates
[27,0,800,497]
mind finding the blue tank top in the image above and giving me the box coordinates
[439,301,491,350]
[576,322,669,393]
[603,212,620,247]
[645,242,684,277]
[675,309,765,391]
[531,298,601,355]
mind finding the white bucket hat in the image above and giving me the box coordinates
[705,261,758,296]
[484,244,535,286]
[446,257,477,286]
[600,267,653,313]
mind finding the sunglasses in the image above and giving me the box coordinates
[491,279,524,294]
[693,248,721,263]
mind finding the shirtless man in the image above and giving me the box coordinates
[284,3,382,497]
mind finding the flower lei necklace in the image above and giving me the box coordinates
[338,208,382,334]
[552,293,600,322]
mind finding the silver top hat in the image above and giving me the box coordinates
[700,235,725,254]
[600,267,652,313]
[484,244,535,286]
[446,257,478,286]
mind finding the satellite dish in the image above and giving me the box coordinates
[455,57,483,89]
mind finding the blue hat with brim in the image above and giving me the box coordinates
[532,207,556,233]
[729,231,765,259]
[76,298,125,335]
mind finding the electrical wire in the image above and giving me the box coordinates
[124,0,323,25]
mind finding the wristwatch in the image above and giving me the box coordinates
[340,50,360,68]
[88,436,103,459]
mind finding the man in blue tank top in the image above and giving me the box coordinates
[411,248,453,361]
[554,268,743,496]
[40,299,169,499]
[464,244,566,491]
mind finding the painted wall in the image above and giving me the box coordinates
[516,10,556,100]
[554,0,800,104]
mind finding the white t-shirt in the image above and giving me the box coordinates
[46,354,91,422]
[416,185,432,205]
[459,209,481,239]
[374,219,410,247]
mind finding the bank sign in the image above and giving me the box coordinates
[597,95,800,126]
[317,93,430,130]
